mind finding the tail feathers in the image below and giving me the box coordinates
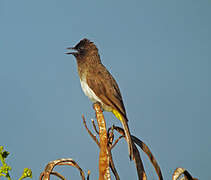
[121,117,134,160]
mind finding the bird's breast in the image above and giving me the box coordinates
[80,78,102,104]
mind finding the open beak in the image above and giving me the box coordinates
[65,47,78,55]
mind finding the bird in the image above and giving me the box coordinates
[66,38,134,160]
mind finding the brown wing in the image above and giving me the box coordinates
[86,64,127,118]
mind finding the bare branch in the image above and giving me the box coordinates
[51,171,66,180]
[132,135,163,180]
[111,135,124,149]
[133,142,147,180]
[93,103,111,180]
[108,151,120,180]
[172,168,198,180]
[107,127,114,147]
[39,158,85,180]
[92,119,99,134]
[82,115,100,147]
[106,127,120,180]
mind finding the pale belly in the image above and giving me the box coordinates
[80,79,112,112]
[80,79,102,103]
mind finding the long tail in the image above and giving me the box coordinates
[112,109,134,160]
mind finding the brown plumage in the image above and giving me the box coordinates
[66,38,134,160]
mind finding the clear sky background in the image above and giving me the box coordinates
[0,0,210,179]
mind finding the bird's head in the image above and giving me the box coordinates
[66,38,98,58]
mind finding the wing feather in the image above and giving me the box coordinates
[86,65,127,117]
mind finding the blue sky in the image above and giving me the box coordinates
[0,0,210,179]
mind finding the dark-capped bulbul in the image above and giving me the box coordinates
[66,38,134,160]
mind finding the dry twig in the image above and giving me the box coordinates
[132,135,163,180]
[92,119,99,134]
[172,168,198,180]
[39,158,86,180]
[82,115,100,147]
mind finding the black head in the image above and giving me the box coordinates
[66,38,98,58]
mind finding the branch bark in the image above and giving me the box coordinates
[93,103,111,180]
